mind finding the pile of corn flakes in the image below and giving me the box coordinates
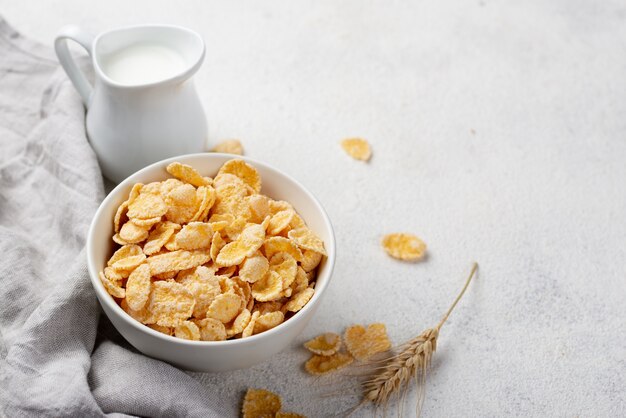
[100,159,326,341]
[303,323,391,375]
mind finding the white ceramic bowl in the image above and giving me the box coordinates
[86,153,335,372]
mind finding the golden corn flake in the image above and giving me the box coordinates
[251,271,283,302]
[247,194,270,223]
[166,162,212,188]
[118,221,149,244]
[148,324,173,336]
[216,223,265,266]
[239,253,269,283]
[344,323,391,361]
[108,244,143,267]
[174,320,200,341]
[269,252,297,289]
[242,311,260,338]
[146,250,210,275]
[178,266,221,319]
[195,317,227,341]
[121,298,152,324]
[284,287,314,313]
[291,267,309,294]
[267,210,294,236]
[288,228,327,256]
[206,292,243,323]
[130,216,162,228]
[210,231,226,263]
[304,332,342,356]
[217,265,237,277]
[253,311,284,334]
[175,222,213,250]
[381,233,427,261]
[226,308,252,337]
[300,250,323,273]
[304,352,354,375]
[217,159,261,193]
[242,388,281,418]
[253,301,283,316]
[264,236,303,262]
[125,263,151,311]
[164,183,198,224]
[146,281,195,327]
[212,139,243,155]
[99,271,125,298]
[127,191,168,220]
[190,186,216,222]
[340,138,372,161]
[143,222,180,255]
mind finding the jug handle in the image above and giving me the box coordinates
[54,25,95,107]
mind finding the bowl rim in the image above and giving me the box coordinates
[87,152,336,346]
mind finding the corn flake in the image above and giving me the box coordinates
[284,287,314,313]
[99,271,125,298]
[253,311,284,334]
[264,236,303,262]
[206,292,243,323]
[242,388,281,418]
[288,227,327,256]
[251,271,283,302]
[174,320,200,341]
[217,159,261,193]
[143,222,180,255]
[212,139,243,155]
[340,138,372,161]
[381,233,427,261]
[226,308,252,337]
[242,311,260,338]
[125,263,151,310]
[195,317,227,341]
[166,162,212,188]
[305,352,353,375]
[300,250,323,272]
[304,332,342,356]
[344,323,391,361]
[239,253,269,283]
[146,250,210,275]
[175,222,213,250]
[146,281,195,327]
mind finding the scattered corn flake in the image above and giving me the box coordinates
[125,263,151,310]
[166,162,212,188]
[242,311,260,338]
[344,323,391,361]
[253,311,284,334]
[300,250,323,273]
[239,253,269,283]
[212,139,243,155]
[264,236,303,262]
[381,233,427,261]
[175,221,213,250]
[251,271,283,302]
[195,317,227,341]
[284,287,314,313]
[242,388,281,418]
[174,320,200,341]
[217,159,262,194]
[226,308,252,337]
[340,138,372,161]
[99,271,125,298]
[288,228,327,256]
[206,292,243,323]
[146,249,210,275]
[305,352,353,375]
[304,332,342,356]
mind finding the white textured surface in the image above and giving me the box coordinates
[2,1,625,416]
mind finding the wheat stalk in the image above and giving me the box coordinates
[360,262,479,416]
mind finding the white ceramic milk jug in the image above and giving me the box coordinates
[55,24,208,183]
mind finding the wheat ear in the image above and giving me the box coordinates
[361,262,479,416]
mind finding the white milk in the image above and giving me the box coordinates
[100,43,186,85]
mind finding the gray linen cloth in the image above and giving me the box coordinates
[0,18,230,417]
